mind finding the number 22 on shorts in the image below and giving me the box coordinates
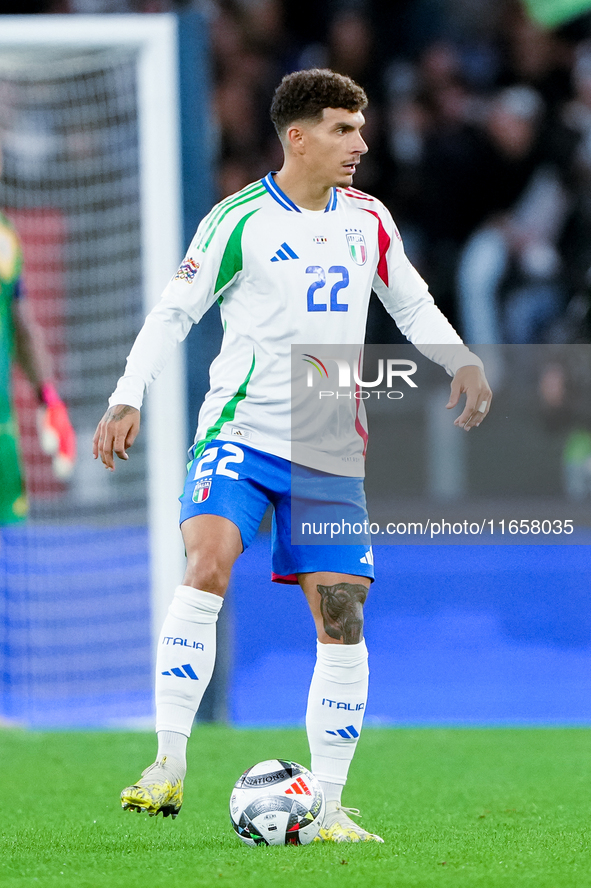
[192,443,245,482]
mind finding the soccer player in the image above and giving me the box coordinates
[0,212,75,527]
[94,69,491,843]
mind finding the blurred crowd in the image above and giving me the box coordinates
[17,0,591,344]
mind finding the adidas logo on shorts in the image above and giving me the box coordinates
[359,547,373,565]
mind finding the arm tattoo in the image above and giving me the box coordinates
[109,405,135,422]
[317,582,367,644]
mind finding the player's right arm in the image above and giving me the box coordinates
[92,264,208,470]
[93,403,140,471]
[92,294,198,470]
[93,186,259,469]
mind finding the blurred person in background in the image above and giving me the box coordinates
[456,84,571,342]
[212,0,290,195]
[497,2,574,114]
[0,211,76,527]
[558,41,591,338]
[396,42,484,331]
[0,116,75,528]
[538,352,591,500]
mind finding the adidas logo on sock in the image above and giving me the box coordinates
[326,725,359,739]
[161,664,199,680]
[270,242,299,262]
[284,777,312,796]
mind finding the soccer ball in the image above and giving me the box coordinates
[229,759,325,846]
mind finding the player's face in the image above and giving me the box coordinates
[302,108,368,188]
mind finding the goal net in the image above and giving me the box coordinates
[0,16,186,727]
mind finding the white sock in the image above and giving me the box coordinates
[320,780,343,806]
[306,639,369,786]
[157,730,188,776]
[155,585,223,737]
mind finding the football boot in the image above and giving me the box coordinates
[121,755,183,818]
[315,802,384,843]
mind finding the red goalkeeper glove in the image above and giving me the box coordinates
[37,382,76,480]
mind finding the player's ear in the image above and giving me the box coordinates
[285,123,306,154]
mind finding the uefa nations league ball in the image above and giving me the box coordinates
[229,759,325,846]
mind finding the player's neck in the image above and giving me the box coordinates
[273,167,333,212]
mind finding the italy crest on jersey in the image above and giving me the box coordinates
[346,230,367,266]
[193,478,211,503]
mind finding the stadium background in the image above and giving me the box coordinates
[1,0,591,731]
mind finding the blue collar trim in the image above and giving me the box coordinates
[263,173,301,212]
[324,188,338,212]
[263,173,338,213]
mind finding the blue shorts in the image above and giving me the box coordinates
[179,439,374,584]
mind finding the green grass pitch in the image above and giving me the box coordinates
[1,725,590,887]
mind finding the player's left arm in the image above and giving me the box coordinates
[446,364,492,430]
[369,203,492,428]
[11,282,76,478]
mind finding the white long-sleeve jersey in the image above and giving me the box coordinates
[110,174,482,475]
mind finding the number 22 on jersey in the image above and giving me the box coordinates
[306,265,349,312]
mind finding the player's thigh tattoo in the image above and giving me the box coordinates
[316,582,367,644]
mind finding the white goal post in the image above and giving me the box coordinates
[0,15,187,651]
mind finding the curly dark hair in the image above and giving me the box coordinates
[270,68,368,136]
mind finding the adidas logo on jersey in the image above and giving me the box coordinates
[270,242,299,262]
[161,664,199,680]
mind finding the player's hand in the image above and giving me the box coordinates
[93,404,140,471]
[37,383,76,480]
[446,365,492,431]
